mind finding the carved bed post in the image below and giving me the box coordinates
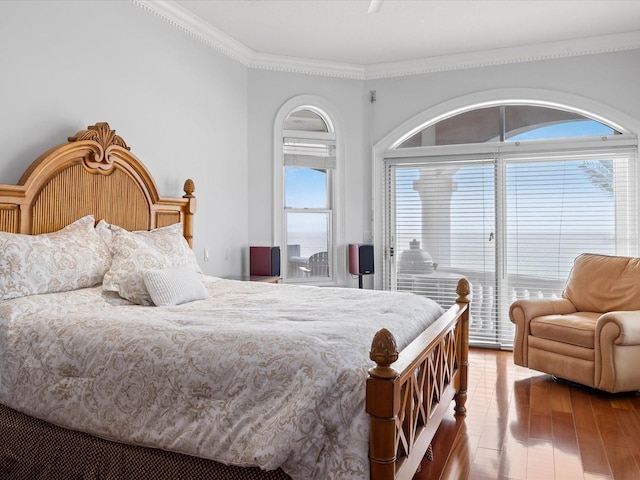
[182,179,196,248]
[454,278,470,416]
[367,328,400,480]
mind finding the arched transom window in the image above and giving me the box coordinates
[397,104,620,147]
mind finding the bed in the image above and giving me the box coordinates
[0,123,469,480]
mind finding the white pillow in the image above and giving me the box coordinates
[143,264,208,306]
[0,215,110,301]
[102,224,200,305]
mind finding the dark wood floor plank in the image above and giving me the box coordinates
[609,396,637,411]
[413,348,640,480]
[571,386,613,477]
[525,441,555,479]
[528,375,553,442]
[612,407,640,473]
[550,378,572,413]
[551,410,583,479]
[583,474,613,480]
[471,445,502,479]
[591,394,640,480]
[496,433,527,480]
[509,377,530,444]
[432,424,475,480]
[413,414,462,480]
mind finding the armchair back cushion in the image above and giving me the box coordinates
[563,253,640,312]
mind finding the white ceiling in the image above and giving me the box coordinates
[141,0,640,78]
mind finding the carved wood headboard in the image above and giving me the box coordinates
[0,123,195,246]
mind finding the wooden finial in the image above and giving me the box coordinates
[369,328,399,379]
[456,278,470,304]
[183,178,195,197]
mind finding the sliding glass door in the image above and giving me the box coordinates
[385,141,637,348]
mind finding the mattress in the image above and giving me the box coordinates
[0,277,443,480]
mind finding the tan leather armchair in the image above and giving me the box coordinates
[510,253,640,393]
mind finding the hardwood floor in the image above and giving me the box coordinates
[413,348,640,480]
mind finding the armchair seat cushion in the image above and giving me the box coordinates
[530,312,600,349]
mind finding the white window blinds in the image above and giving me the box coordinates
[504,145,638,298]
[384,139,638,348]
[283,137,336,169]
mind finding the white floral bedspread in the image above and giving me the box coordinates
[0,277,444,479]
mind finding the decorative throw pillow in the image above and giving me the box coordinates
[97,221,200,269]
[143,263,208,306]
[102,224,200,305]
[129,223,200,271]
[0,215,110,301]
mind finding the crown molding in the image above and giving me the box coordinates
[249,53,366,80]
[133,1,640,80]
[133,0,254,65]
[365,31,640,79]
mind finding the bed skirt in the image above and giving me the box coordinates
[0,404,292,480]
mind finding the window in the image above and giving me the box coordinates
[397,105,621,147]
[384,103,637,348]
[274,98,343,285]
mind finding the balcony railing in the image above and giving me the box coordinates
[397,268,565,346]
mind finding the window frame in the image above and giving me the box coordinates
[385,138,637,348]
[374,91,639,349]
[273,96,345,286]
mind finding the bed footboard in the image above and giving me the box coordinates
[366,278,470,480]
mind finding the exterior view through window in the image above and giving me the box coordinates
[385,104,638,348]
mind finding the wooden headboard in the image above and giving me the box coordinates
[0,122,196,246]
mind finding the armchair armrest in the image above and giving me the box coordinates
[596,311,640,392]
[597,311,640,346]
[509,298,577,324]
[509,298,576,367]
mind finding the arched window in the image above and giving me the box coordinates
[274,98,343,285]
[380,100,638,348]
[397,105,620,147]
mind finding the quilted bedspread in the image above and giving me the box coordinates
[0,277,444,479]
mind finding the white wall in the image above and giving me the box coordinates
[0,0,248,276]
[368,50,640,145]
[247,69,369,286]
